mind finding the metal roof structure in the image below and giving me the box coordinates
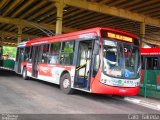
[0,0,160,46]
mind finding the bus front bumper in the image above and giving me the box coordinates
[91,80,140,96]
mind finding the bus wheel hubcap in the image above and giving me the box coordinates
[63,79,70,89]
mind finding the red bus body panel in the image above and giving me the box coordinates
[23,27,138,47]
[91,79,139,96]
[90,69,139,96]
[141,48,160,56]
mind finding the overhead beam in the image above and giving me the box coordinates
[0,36,17,46]
[0,16,78,33]
[28,4,55,21]
[2,0,22,16]
[1,40,17,44]
[1,42,17,47]
[52,0,160,27]
[0,31,39,39]
[19,1,47,19]
[0,34,4,46]
[143,39,160,46]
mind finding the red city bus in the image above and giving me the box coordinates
[140,48,160,98]
[14,27,141,96]
[141,48,160,84]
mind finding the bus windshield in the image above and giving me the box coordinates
[103,39,140,79]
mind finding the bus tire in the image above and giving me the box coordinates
[60,73,74,94]
[22,67,29,80]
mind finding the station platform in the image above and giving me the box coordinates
[124,95,160,111]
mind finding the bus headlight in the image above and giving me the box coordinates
[100,79,106,84]
[100,79,111,85]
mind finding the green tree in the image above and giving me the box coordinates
[3,46,17,58]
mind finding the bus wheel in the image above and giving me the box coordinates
[60,73,74,94]
[22,67,29,80]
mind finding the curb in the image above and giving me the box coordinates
[124,97,160,111]
[0,67,14,71]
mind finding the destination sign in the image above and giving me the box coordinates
[107,32,133,42]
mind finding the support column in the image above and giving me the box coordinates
[140,22,145,47]
[17,25,22,43]
[55,2,65,35]
[140,22,147,98]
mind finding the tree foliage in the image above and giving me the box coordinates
[3,46,17,58]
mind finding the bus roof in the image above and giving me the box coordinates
[141,48,160,56]
[18,27,138,47]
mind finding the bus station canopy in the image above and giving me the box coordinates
[0,0,159,46]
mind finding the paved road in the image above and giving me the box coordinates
[0,69,159,119]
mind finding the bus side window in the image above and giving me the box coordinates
[60,41,74,65]
[93,54,100,76]
[19,48,25,62]
[29,47,33,62]
[41,44,50,63]
[49,42,61,64]
[93,41,100,76]
[24,47,30,62]
[15,48,19,62]
[152,57,158,70]
[144,57,159,70]
[141,56,145,69]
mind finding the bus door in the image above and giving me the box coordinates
[74,40,95,90]
[14,47,24,73]
[32,46,41,77]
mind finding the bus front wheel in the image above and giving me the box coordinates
[60,73,74,94]
[22,67,29,80]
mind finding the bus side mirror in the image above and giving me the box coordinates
[93,40,99,55]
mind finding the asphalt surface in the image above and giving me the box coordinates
[0,69,159,120]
